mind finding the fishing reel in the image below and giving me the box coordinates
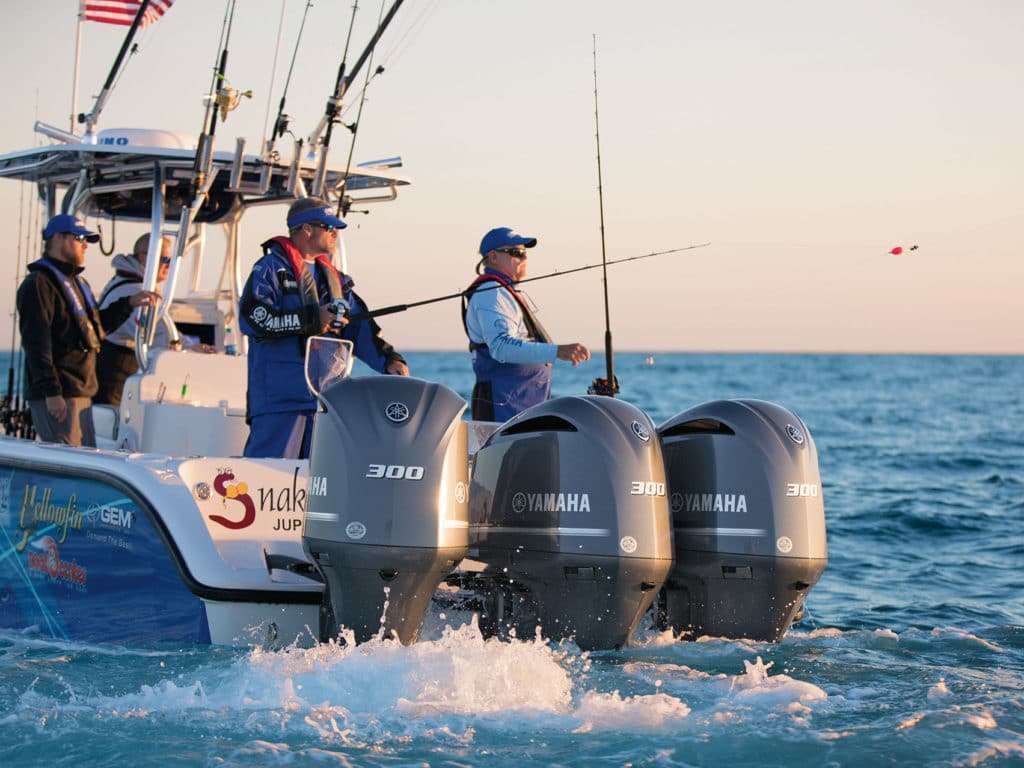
[588,375,620,397]
[327,297,351,329]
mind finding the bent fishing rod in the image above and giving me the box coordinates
[343,242,710,323]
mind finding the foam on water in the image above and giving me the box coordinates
[0,619,835,742]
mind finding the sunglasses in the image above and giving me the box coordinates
[497,247,527,259]
[65,233,89,243]
[159,257,172,265]
[309,222,338,233]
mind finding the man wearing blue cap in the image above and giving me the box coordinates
[16,214,161,445]
[462,227,590,422]
[239,196,409,459]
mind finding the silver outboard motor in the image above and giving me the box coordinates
[657,399,827,641]
[303,376,469,645]
[466,395,673,650]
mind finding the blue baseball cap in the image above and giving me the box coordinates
[43,214,100,243]
[286,197,347,230]
[479,227,537,256]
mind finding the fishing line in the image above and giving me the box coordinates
[345,242,710,323]
[350,0,440,87]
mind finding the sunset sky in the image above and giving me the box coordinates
[1,0,1020,353]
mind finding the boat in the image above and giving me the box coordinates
[0,4,827,650]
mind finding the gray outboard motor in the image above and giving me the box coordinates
[303,376,469,645]
[466,395,673,650]
[657,399,827,641]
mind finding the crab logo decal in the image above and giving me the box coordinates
[385,402,410,423]
[631,420,651,442]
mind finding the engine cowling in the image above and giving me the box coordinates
[303,376,469,644]
[657,399,827,641]
[466,395,673,650]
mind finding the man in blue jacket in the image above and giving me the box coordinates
[239,197,408,458]
[462,227,589,422]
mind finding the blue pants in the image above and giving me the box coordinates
[244,412,316,459]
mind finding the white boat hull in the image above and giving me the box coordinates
[0,436,322,645]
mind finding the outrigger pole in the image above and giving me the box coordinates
[345,243,710,323]
[81,0,154,136]
[587,35,618,398]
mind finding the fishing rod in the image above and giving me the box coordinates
[267,0,315,153]
[309,0,405,196]
[192,0,240,197]
[344,242,710,323]
[81,0,153,135]
[587,36,618,398]
[3,181,26,436]
[337,0,390,211]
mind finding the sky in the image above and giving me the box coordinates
[0,0,1021,354]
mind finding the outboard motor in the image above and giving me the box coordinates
[466,395,673,650]
[657,399,827,641]
[303,376,469,644]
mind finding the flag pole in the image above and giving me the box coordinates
[71,2,84,133]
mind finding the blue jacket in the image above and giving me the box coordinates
[239,239,405,418]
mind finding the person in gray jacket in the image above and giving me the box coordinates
[94,233,212,406]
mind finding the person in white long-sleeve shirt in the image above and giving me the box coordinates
[461,227,589,422]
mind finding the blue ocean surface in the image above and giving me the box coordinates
[1,352,1022,767]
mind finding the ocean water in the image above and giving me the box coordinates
[1,352,1022,767]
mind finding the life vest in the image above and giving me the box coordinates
[263,235,345,306]
[461,271,551,351]
[33,256,104,352]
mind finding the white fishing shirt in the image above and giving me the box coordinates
[464,281,558,364]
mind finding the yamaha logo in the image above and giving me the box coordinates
[512,492,527,513]
[785,424,805,445]
[455,481,467,504]
[346,521,367,540]
[631,420,651,442]
[385,402,410,423]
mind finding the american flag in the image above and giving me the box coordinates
[80,0,175,27]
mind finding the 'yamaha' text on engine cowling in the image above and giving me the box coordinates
[303,376,469,644]
[465,395,674,650]
[657,399,828,641]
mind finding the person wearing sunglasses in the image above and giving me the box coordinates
[94,233,215,407]
[239,196,408,459]
[462,226,590,422]
[15,214,161,446]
